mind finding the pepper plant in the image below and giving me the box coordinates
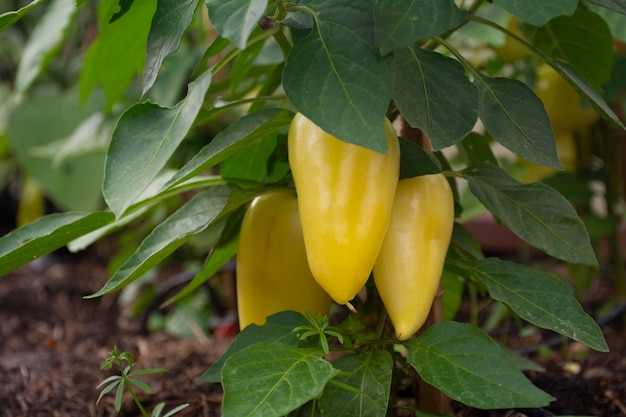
[1,0,625,416]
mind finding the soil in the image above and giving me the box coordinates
[0,251,625,417]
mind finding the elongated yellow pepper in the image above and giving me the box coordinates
[236,189,332,329]
[288,113,400,305]
[373,174,454,340]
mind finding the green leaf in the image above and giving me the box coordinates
[373,0,466,55]
[7,89,107,212]
[587,0,626,14]
[143,0,201,95]
[459,258,608,352]
[199,311,310,383]
[283,0,392,153]
[520,10,614,88]
[79,0,157,111]
[463,162,598,267]
[590,4,626,43]
[14,0,78,97]
[221,342,339,417]
[220,133,278,181]
[104,69,212,218]
[407,321,555,409]
[0,0,45,32]
[492,0,577,26]
[392,47,477,150]
[163,108,293,190]
[457,132,498,166]
[88,185,232,297]
[318,350,392,417]
[0,212,114,276]
[162,206,244,307]
[398,138,442,179]
[474,75,560,170]
[205,0,268,50]
[547,60,625,130]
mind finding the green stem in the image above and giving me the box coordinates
[126,381,149,417]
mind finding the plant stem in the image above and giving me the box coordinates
[126,382,149,417]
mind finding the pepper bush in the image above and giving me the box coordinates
[1,0,625,416]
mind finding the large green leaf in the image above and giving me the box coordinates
[88,185,232,297]
[407,322,555,409]
[373,0,466,55]
[0,212,114,276]
[163,108,293,190]
[200,311,310,383]
[0,0,45,33]
[492,0,577,26]
[319,350,392,417]
[14,0,77,97]
[142,0,201,95]
[205,0,268,50]
[474,75,560,169]
[221,342,339,417]
[587,0,626,14]
[463,162,598,267]
[398,138,442,179]
[392,47,477,151]
[282,0,392,154]
[103,69,212,218]
[79,0,157,111]
[457,258,608,352]
[520,10,614,88]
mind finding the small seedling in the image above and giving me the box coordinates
[97,345,189,417]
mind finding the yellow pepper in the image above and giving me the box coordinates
[373,174,454,340]
[288,113,400,305]
[236,189,332,329]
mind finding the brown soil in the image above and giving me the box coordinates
[0,253,625,417]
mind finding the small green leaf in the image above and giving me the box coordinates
[163,108,293,190]
[318,350,392,417]
[205,0,268,50]
[0,212,114,276]
[458,258,608,352]
[392,47,478,150]
[104,69,212,218]
[407,322,555,409]
[220,133,278,182]
[374,0,466,55]
[128,377,153,394]
[143,0,201,94]
[0,0,45,32]
[14,0,77,97]
[463,162,598,267]
[492,0,577,26]
[221,342,339,417]
[475,75,560,170]
[79,0,157,110]
[199,311,310,383]
[88,185,232,297]
[398,138,442,180]
[520,10,614,88]
[283,0,392,153]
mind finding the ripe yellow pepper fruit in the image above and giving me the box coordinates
[236,189,332,329]
[373,174,454,340]
[288,113,400,305]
